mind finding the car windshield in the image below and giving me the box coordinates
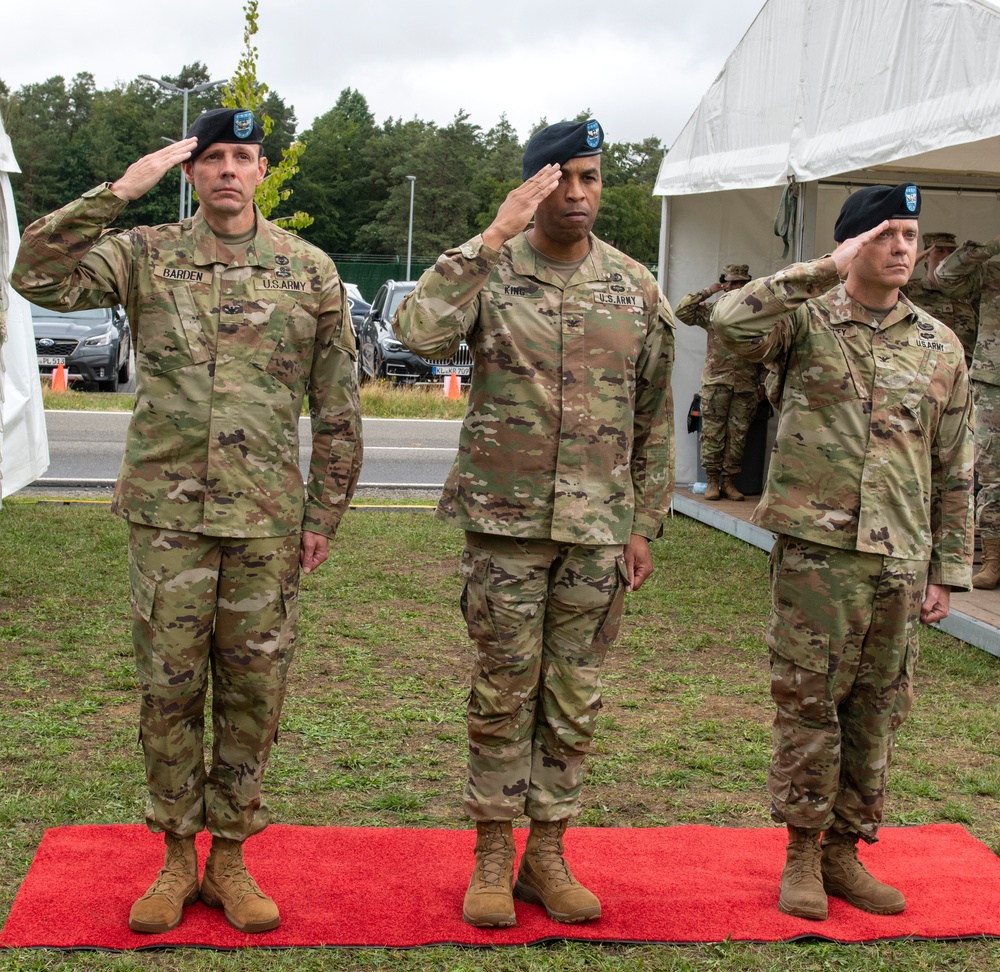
[30,303,109,322]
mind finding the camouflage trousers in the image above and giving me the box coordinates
[973,380,1000,539]
[766,535,925,842]
[459,532,628,822]
[127,524,301,841]
[699,382,758,475]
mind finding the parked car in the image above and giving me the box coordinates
[356,279,472,383]
[31,302,132,392]
[343,282,371,341]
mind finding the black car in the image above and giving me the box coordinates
[31,303,132,392]
[356,279,472,383]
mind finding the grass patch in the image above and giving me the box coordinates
[42,382,468,420]
[1,506,999,969]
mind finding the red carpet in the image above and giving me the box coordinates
[2,824,1000,949]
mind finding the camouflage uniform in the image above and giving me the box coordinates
[935,239,1000,539]
[12,185,362,839]
[395,231,674,821]
[715,257,973,839]
[675,287,761,477]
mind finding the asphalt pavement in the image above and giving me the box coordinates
[34,411,461,491]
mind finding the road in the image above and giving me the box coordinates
[37,411,461,488]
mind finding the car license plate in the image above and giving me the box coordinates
[433,365,471,376]
[38,356,66,367]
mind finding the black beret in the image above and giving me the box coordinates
[522,119,604,180]
[833,183,921,243]
[185,108,264,161]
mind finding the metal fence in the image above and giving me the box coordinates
[329,254,436,303]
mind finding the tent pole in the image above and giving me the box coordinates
[657,195,670,293]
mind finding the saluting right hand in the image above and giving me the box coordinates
[482,164,562,251]
[831,219,889,278]
[110,137,198,202]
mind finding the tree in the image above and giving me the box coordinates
[291,88,376,253]
[221,0,310,230]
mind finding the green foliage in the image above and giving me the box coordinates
[220,0,311,230]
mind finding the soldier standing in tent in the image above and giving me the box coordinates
[903,232,978,369]
[394,119,675,929]
[675,264,763,500]
[934,232,1000,588]
[714,184,973,921]
[12,109,362,935]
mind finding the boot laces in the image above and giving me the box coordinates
[146,841,192,897]
[476,824,511,888]
[533,827,573,884]
[215,847,266,899]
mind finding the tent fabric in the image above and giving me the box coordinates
[655,0,1000,485]
[655,0,1000,197]
[1,115,49,504]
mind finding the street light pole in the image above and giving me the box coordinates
[405,175,416,281]
[139,75,228,220]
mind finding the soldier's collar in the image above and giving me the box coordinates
[189,206,275,269]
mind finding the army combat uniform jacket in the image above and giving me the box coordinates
[13,185,362,539]
[934,238,1000,387]
[675,288,761,392]
[714,257,974,589]
[394,232,675,545]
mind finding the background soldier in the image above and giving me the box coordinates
[676,264,761,501]
[395,120,674,929]
[12,109,362,935]
[934,231,1000,588]
[715,184,973,922]
[903,231,978,369]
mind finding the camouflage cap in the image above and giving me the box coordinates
[923,231,957,249]
[185,108,264,161]
[721,264,751,282]
[833,184,921,243]
[522,119,604,180]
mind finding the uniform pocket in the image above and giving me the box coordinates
[459,546,499,645]
[591,554,629,652]
[136,286,212,375]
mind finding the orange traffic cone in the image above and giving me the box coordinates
[444,374,461,399]
[51,362,68,392]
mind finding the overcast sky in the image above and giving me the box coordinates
[3,0,763,147]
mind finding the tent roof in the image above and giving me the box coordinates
[655,0,1000,196]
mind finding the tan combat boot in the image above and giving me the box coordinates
[821,831,905,915]
[704,471,721,501]
[720,476,746,501]
[463,820,516,928]
[128,833,199,933]
[514,819,601,923]
[200,836,280,933]
[778,826,827,920]
[973,537,1000,589]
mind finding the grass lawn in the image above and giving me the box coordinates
[0,503,998,970]
[41,382,469,421]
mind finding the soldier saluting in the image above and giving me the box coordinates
[12,108,362,935]
[714,184,973,921]
[394,120,675,929]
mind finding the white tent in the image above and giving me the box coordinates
[655,0,1000,484]
[1,114,48,504]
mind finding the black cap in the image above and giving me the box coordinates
[833,184,921,243]
[522,119,604,180]
[185,108,264,161]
